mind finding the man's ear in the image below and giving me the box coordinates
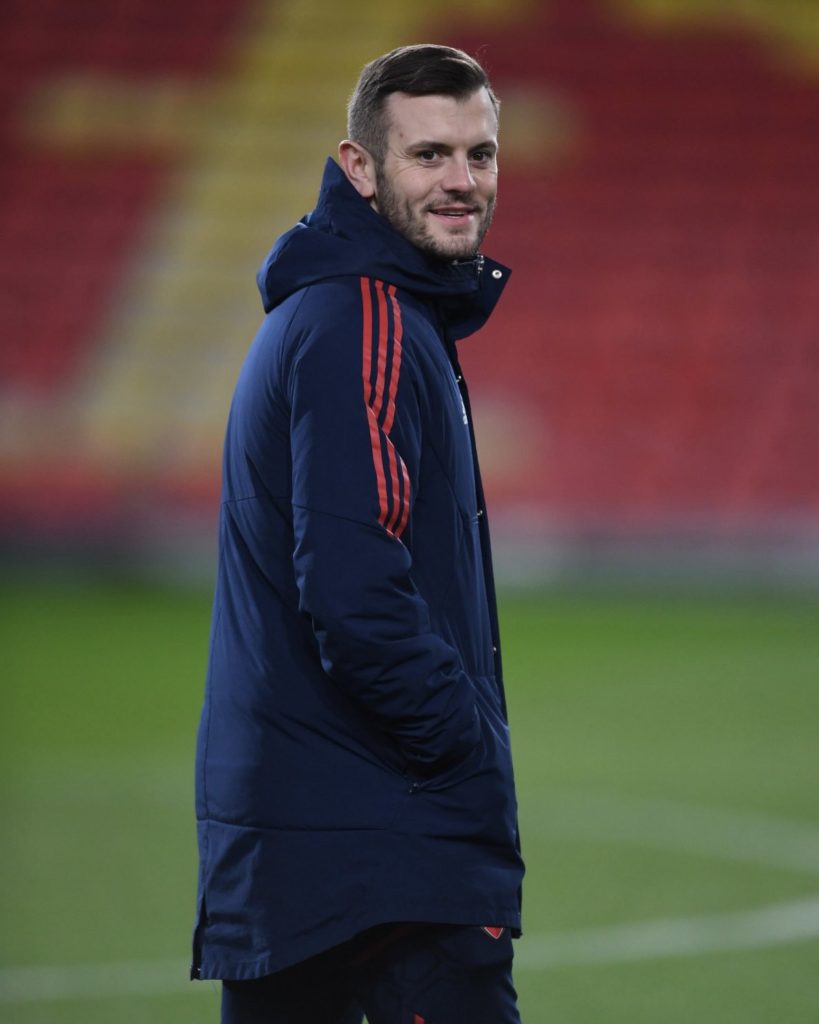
[338,140,377,201]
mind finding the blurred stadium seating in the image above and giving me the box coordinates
[0,0,817,583]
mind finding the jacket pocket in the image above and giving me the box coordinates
[399,683,517,846]
[405,726,486,793]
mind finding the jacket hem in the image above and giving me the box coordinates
[192,898,522,981]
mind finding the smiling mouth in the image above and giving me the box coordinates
[429,207,479,224]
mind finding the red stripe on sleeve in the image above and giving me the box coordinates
[394,457,411,539]
[371,281,390,420]
[384,443,402,536]
[361,278,410,541]
[361,278,389,526]
[382,285,402,435]
[384,286,410,538]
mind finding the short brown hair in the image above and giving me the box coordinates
[347,44,498,165]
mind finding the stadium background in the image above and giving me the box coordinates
[1,0,818,1020]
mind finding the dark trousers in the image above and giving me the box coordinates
[221,922,521,1024]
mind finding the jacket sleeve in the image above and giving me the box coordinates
[286,279,480,772]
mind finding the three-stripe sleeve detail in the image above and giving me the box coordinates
[360,277,410,541]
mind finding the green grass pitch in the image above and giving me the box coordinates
[1,579,818,1022]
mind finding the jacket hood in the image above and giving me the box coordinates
[256,158,510,341]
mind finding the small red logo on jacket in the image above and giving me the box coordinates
[482,926,505,939]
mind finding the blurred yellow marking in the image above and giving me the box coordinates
[20,77,199,154]
[615,0,819,74]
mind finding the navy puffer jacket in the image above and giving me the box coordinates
[192,158,524,981]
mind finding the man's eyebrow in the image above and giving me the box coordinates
[407,139,498,153]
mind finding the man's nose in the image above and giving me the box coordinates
[442,155,476,193]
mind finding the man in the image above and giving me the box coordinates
[192,44,525,1023]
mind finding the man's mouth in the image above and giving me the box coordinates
[429,206,479,224]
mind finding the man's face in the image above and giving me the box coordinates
[373,88,499,262]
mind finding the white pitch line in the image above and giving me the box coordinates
[523,789,819,877]
[2,895,819,1004]
[514,893,819,970]
[0,958,215,1005]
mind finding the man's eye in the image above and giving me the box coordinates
[471,150,491,163]
[417,150,438,162]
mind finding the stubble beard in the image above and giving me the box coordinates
[374,167,496,264]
